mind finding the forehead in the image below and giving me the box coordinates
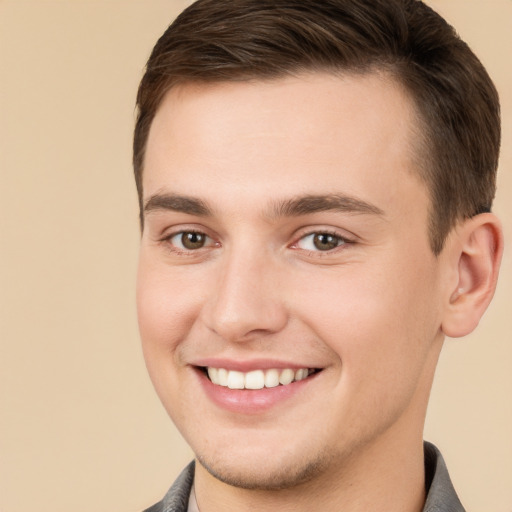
[143,72,427,219]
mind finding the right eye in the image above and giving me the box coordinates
[167,231,215,251]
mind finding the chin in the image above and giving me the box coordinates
[195,447,335,491]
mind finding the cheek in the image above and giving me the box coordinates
[294,258,441,379]
[136,256,201,358]
[136,258,203,416]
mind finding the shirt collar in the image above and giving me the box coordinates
[423,441,465,511]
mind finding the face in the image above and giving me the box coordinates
[137,73,449,490]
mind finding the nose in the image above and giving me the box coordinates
[200,245,288,343]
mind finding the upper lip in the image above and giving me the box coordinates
[191,358,322,372]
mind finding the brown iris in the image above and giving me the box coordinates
[181,232,206,250]
[313,233,341,251]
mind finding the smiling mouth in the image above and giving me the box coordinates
[201,367,320,390]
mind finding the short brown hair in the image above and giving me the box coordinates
[134,0,500,254]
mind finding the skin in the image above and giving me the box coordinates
[137,72,503,511]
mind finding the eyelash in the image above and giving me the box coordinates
[160,229,354,255]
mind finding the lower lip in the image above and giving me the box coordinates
[195,369,319,414]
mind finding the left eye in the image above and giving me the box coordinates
[169,231,213,250]
[296,232,346,252]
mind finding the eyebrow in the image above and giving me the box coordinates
[269,194,385,218]
[143,192,384,220]
[144,193,212,216]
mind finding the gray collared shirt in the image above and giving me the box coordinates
[423,442,465,511]
[145,441,465,512]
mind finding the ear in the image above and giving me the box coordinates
[441,213,503,338]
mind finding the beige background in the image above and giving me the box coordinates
[0,1,510,511]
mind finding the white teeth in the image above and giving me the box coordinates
[279,368,294,385]
[227,370,245,389]
[295,368,307,381]
[217,368,229,386]
[264,369,280,388]
[245,370,265,390]
[206,367,313,389]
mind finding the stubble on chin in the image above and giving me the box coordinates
[195,447,337,491]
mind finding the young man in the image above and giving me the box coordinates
[134,1,503,510]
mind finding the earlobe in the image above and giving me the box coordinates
[441,213,503,338]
